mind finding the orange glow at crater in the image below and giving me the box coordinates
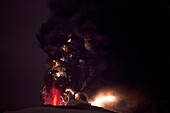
[91,96,116,107]
[89,91,118,108]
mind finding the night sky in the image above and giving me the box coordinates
[1,0,170,113]
[0,0,50,112]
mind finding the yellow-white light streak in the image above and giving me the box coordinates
[62,45,68,52]
[56,72,61,77]
[67,38,72,42]
[52,60,60,67]
[65,88,74,95]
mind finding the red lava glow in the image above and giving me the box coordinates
[51,88,59,106]
[53,95,57,106]
[43,87,59,106]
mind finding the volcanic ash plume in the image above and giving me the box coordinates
[36,0,153,112]
[37,31,93,105]
[36,0,170,113]
[36,0,116,107]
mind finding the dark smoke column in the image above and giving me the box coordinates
[37,28,92,105]
[37,0,114,107]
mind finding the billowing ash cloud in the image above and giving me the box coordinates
[37,0,127,90]
[36,0,164,112]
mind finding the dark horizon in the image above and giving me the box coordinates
[0,0,170,113]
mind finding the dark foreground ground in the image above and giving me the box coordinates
[4,104,116,113]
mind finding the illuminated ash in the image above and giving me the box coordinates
[38,32,92,106]
[37,0,115,109]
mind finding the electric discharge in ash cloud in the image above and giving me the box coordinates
[36,0,121,111]
[38,32,91,106]
[37,30,117,107]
